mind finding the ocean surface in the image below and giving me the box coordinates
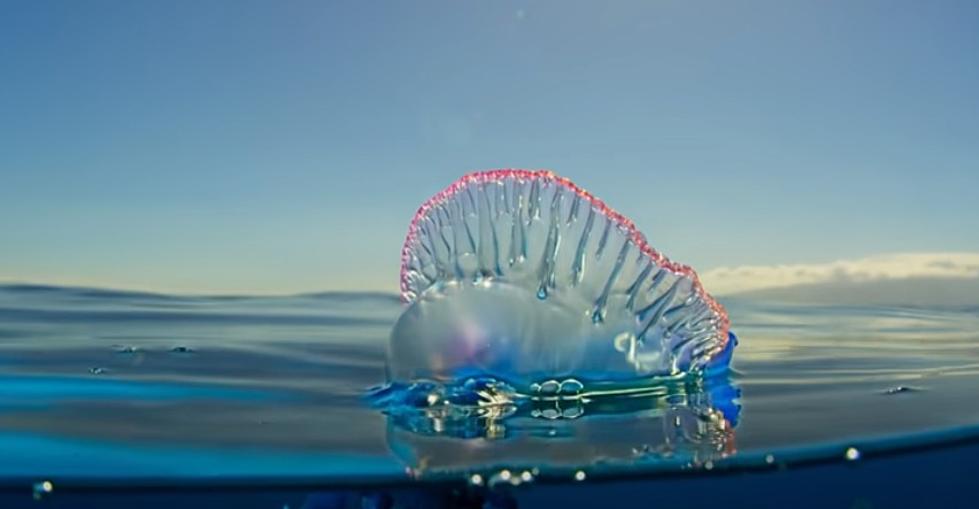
[1,283,978,508]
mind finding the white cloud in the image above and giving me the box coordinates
[700,252,979,295]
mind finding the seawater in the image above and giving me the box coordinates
[1,284,978,507]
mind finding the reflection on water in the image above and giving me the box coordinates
[374,375,740,477]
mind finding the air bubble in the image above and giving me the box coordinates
[537,380,560,396]
[558,379,584,396]
[845,447,861,461]
[573,470,587,482]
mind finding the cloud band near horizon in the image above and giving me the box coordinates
[700,252,979,296]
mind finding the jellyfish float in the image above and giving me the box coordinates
[390,169,735,396]
[370,169,739,475]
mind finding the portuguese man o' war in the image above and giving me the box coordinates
[390,169,736,395]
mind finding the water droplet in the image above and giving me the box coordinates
[573,470,587,481]
[882,386,920,395]
[32,480,53,500]
[845,447,861,461]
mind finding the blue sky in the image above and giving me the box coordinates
[2,1,978,294]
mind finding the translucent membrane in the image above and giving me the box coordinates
[394,169,732,389]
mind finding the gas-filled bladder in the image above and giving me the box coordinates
[391,169,735,393]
